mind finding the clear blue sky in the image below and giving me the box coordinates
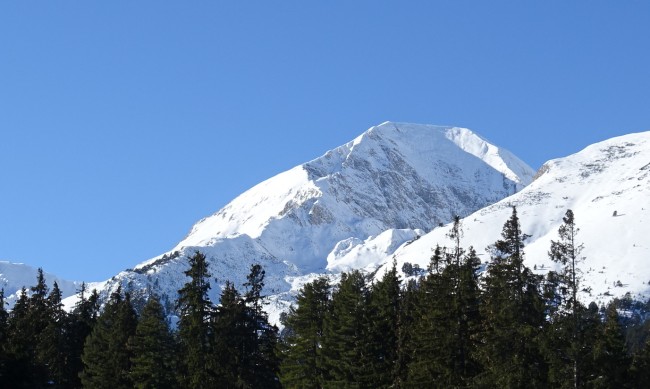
[1,2,649,282]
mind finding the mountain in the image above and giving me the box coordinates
[371,130,650,306]
[67,122,534,321]
[0,261,81,305]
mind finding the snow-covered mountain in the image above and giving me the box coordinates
[0,261,80,306]
[370,131,650,305]
[68,122,534,321]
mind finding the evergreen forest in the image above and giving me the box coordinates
[1,208,650,388]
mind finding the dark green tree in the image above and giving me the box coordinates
[407,217,481,387]
[64,283,99,388]
[4,287,33,388]
[129,296,178,389]
[80,287,138,389]
[212,281,245,387]
[407,245,452,386]
[630,331,650,387]
[0,288,9,383]
[366,261,401,388]
[279,276,331,388]
[239,263,281,388]
[36,282,68,387]
[475,206,547,388]
[588,303,631,388]
[545,209,588,388]
[176,251,217,388]
[321,270,371,387]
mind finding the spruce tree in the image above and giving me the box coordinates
[37,282,68,387]
[80,287,138,389]
[321,270,371,387]
[129,296,178,389]
[407,245,452,386]
[475,206,547,388]
[406,217,481,387]
[588,303,631,388]
[0,289,9,383]
[366,262,401,388]
[240,263,281,388]
[279,276,331,388]
[545,209,587,388]
[176,251,217,389]
[65,284,99,388]
[212,281,245,387]
[4,287,33,387]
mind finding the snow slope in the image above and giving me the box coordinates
[66,122,533,322]
[371,131,650,305]
[0,261,81,306]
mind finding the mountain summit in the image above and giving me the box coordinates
[77,122,533,317]
[378,130,650,305]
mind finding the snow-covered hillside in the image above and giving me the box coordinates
[66,122,533,322]
[0,261,80,306]
[372,131,650,305]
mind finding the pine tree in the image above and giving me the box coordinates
[475,206,547,388]
[279,276,331,388]
[65,284,99,388]
[129,296,178,389]
[37,282,68,387]
[630,332,650,387]
[406,217,481,387]
[407,245,453,386]
[545,209,587,388]
[4,269,51,387]
[176,251,217,389]
[239,263,281,388]
[80,287,138,389]
[212,281,245,387]
[4,287,33,387]
[366,261,401,388]
[321,270,370,387]
[0,288,9,383]
[393,278,419,388]
[588,303,631,388]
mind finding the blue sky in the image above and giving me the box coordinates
[1,1,649,282]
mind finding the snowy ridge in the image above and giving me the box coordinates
[0,261,81,306]
[64,121,533,322]
[372,131,650,305]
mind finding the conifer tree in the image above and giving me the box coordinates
[407,217,481,386]
[0,288,9,383]
[65,284,99,388]
[545,209,588,388]
[129,296,178,389]
[279,276,331,388]
[239,263,281,388]
[212,281,245,386]
[80,287,138,389]
[394,278,419,388]
[476,206,547,388]
[322,270,371,387]
[366,261,401,388]
[630,332,650,387]
[4,287,33,387]
[5,270,51,386]
[176,251,217,388]
[407,245,452,385]
[588,303,631,388]
[37,282,68,387]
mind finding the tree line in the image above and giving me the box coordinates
[279,208,650,388]
[1,252,279,388]
[1,207,650,388]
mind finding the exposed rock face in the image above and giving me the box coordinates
[64,122,534,322]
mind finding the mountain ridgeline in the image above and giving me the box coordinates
[74,122,535,321]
